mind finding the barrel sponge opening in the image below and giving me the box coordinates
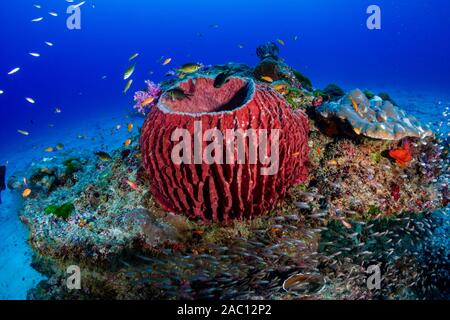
[158,77,254,115]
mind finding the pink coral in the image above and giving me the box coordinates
[133,81,161,115]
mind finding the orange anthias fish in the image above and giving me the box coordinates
[141,97,155,107]
[350,98,359,113]
[261,76,274,83]
[389,141,413,167]
[22,188,32,198]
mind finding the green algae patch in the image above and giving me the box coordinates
[370,152,382,163]
[63,158,82,177]
[367,205,382,216]
[44,203,75,220]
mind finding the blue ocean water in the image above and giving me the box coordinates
[1,0,450,150]
[0,0,449,299]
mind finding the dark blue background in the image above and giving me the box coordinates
[1,0,449,154]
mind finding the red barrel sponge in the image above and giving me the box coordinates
[141,76,309,222]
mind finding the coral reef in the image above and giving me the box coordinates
[306,128,444,218]
[141,76,309,222]
[18,117,447,300]
[17,147,184,266]
[11,43,448,300]
[316,89,434,140]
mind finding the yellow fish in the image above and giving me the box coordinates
[123,79,133,94]
[162,58,172,66]
[128,123,134,132]
[45,147,54,152]
[22,188,32,198]
[261,76,274,83]
[272,82,289,94]
[175,63,203,74]
[95,151,112,161]
[273,83,286,91]
[277,39,285,46]
[123,64,135,80]
[327,160,338,166]
[124,139,132,147]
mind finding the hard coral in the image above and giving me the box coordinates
[316,89,434,141]
[141,76,309,222]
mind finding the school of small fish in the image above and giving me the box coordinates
[3,1,89,136]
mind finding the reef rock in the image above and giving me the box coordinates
[256,41,280,61]
[254,42,309,89]
[141,76,309,222]
[316,89,434,140]
[254,58,305,89]
[322,84,345,102]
